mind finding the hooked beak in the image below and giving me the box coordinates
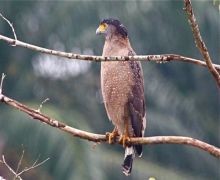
[96,27,101,35]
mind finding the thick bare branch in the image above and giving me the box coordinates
[0,93,219,158]
[0,93,106,142]
[184,0,220,87]
[0,34,219,71]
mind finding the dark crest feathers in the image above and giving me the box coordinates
[101,18,128,37]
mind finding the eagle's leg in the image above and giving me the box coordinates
[119,119,131,148]
[106,127,119,144]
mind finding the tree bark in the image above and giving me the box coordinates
[0,93,219,158]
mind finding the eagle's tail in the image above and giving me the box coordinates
[122,146,135,176]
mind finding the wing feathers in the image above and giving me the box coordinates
[128,59,145,138]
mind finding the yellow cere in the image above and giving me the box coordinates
[99,23,107,32]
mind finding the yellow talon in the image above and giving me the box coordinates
[106,128,119,144]
[119,118,131,147]
[119,135,131,148]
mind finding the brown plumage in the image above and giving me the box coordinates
[96,18,146,176]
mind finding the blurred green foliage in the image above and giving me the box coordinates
[0,1,219,180]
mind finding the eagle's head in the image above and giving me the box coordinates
[96,18,128,38]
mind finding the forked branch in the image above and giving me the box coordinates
[0,153,49,180]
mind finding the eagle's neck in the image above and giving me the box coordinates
[102,35,132,56]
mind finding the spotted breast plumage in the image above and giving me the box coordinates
[96,18,146,176]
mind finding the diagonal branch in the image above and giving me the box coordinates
[0,34,219,71]
[184,0,220,87]
[0,93,219,158]
[0,93,106,142]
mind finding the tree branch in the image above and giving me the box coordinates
[0,153,49,180]
[0,13,17,45]
[0,34,219,71]
[1,155,22,180]
[0,92,219,158]
[16,157,50,177]
[15,149,25,175]
[184,0,220,87]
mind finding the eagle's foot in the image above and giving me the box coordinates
[119,135,131,148]
[106,128,119,144]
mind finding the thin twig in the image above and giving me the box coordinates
[2,155,22,180]
[37,98,49,113]
[0,73,6,95]
[184,0,220,87]
[16,157,50,177]
[0,34,219,71]
[0,93,219,158]
[1,153,49,180]
[32,155,40,167]
[15,149,25,175]
[0,13,17,46]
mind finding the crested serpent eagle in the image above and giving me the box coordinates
[96,18,146,176]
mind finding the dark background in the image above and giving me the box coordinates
[0,1,219,180]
